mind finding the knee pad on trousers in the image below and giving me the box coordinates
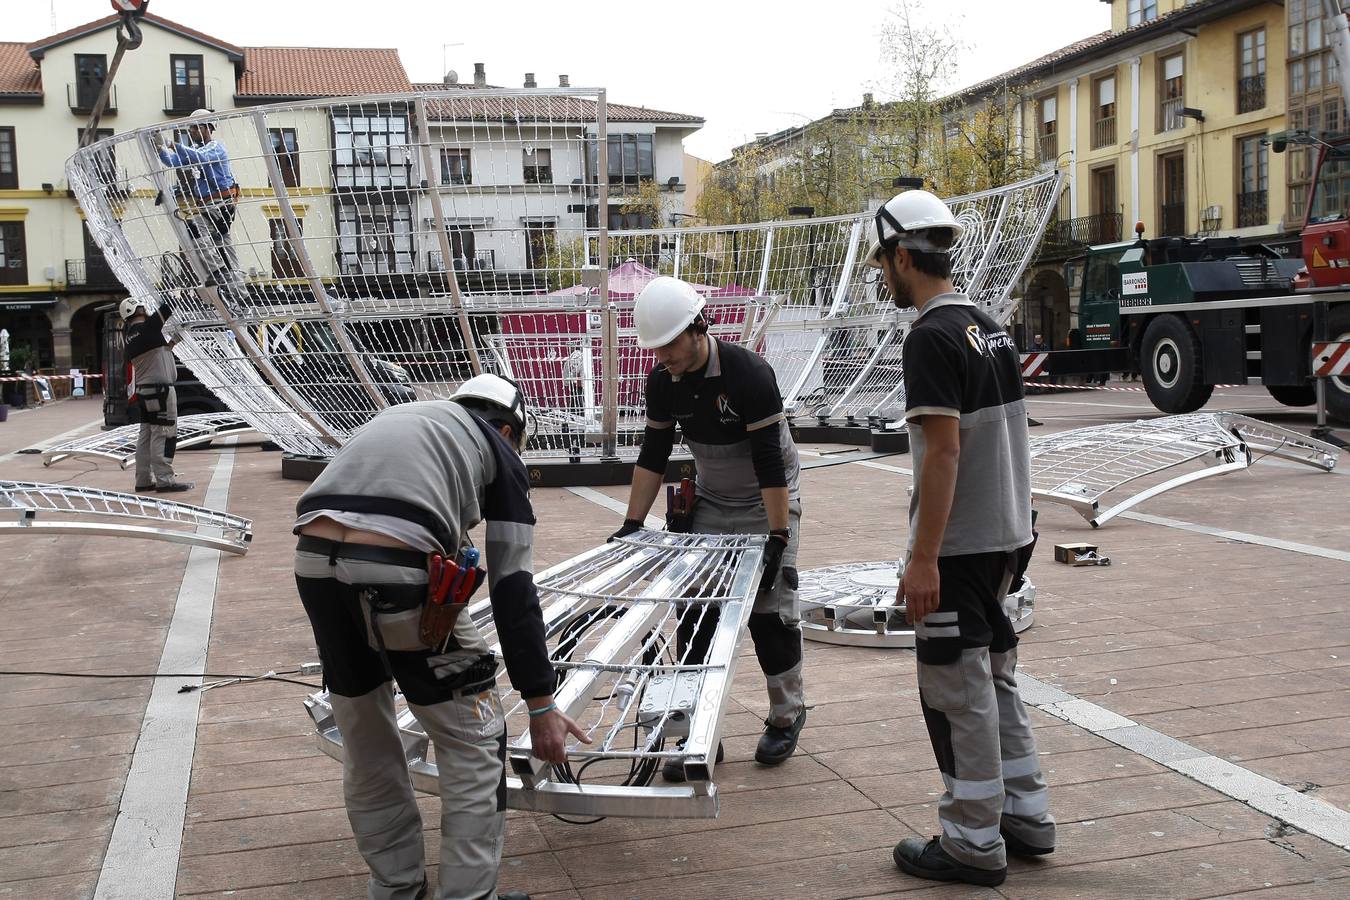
[748,612,802,677]
[164,436,177,460]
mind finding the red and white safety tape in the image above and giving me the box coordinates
[0,373,103,383]
[1312,341,1350,377]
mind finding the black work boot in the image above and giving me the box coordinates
[1001,826,1054,857]
[155,481,194,492]
[754,710,806,765]
[893,836,1007,887]
[497,892,531,900]
[660,740,724,783]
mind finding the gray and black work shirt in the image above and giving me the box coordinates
[295,400,555,699]
[636,337,801,507]
[902,293,1032,557]
[124,304,176,387]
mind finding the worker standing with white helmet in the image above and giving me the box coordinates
[868,189,1054,888]
[613,276,806,778]
[153,109,240,288]
[293,374,587,900]
[122,296,193,493]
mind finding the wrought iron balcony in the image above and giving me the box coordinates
[1160,97,1185,132]
[1160,202,1186,237]
[164,84,211,115]
[1037,131,1057,163]
[1238,74,1265,114]
[67,83,116,115]
[1036,212,1123,260]
[1092,115,1116,149]
[65,257,122,290]
[428,248,495,271]
[1237,190,1268,228]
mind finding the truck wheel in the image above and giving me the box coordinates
[1141,315,1213,414]
[1265,385,1316,407]
[1326,305,1350,423]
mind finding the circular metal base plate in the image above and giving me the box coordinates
[799,561,1036,648]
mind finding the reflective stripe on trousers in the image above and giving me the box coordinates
[296,552,507,900]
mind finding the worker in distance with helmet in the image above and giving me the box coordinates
[293,374,588,900]
[121,296,193,493]
[613,276,807,779]
[868,190,1055,888]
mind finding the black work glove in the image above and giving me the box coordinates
[759,529,791,594]
[608,518,644,542]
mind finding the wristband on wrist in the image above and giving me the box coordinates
[528,702,556,718]
[769,528,791,541]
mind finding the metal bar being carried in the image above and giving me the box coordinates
[305,530,764,819]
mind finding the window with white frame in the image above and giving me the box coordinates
[1127,0,1157,27]
[523,147,552,184]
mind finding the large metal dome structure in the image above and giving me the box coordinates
[65,87,1062,462]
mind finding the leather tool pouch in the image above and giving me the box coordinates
[418,567,486,647]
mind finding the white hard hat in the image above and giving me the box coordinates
[864,189,964,268]
[188,109,216,130]
[634,276,706,349]
[119,298,152,320]
[451,373,528,443]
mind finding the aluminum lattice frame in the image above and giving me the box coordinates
[306,530,764,818]
[41,412,255,468]
[66,90,1062,462]
[1030,412,1340,527]
[0,481,252,554]
[799,561,1036,648]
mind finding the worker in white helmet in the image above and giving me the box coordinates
[868,189,1054,888]
[121,297,193,493]
[613,276,806,780]
[152,109,240,288]
[293,374,587,900]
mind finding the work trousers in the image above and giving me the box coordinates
[914,551,1056,871]
[683,496,805,727]
[296,548,507,900]
[184,200,239,288]
[134,385,177,488]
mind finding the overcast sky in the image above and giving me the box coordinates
[18,1,1110,161]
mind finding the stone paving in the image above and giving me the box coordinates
[1,387,1348,898]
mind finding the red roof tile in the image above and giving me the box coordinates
[0,42,41,97]
[238,47,413,98]
[413,88,703,125]
[28,11,243,60]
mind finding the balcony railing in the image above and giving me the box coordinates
[1092,115,1116,149]
[1037,212,1123,260]
[67,83,116,115]
[428,248,495,271]
[1237,189,1268,228]
[66,257,121,290]
[1160,202,1186,237]
[1037,131,1057,163]
[1237,74,1266,114]
[1160,96,1185,132]
[164,84,211,115]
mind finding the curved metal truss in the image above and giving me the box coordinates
[41,412,255,468]
[799,561,1036,648]
[0,481,252,554]
[1030,412,1340,527]
[65,88,1061,460]
[306,529,764,819]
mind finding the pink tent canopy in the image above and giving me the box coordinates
[548,258,755,299]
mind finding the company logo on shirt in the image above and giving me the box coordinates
[716,393,741,424]
[965,324,1015,358]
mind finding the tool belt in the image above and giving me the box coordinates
[132,384,174,426]
[665,477,698,533]
[192,184,239,208]
[419,547,487,649]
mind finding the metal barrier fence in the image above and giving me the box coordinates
[66,88,1062,460]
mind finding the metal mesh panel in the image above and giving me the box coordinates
[67,90,1062,457]
[306,529,764,818]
